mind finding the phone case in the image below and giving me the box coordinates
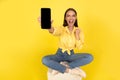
[41,8,51,29]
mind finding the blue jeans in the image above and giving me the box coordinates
[42,48,93,73]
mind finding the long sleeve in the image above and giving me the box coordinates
[75,30,84,49]
[52,27,63,36]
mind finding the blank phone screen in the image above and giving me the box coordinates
[41,8,51,29]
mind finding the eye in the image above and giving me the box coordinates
[72,14,76,17]
[66,15,70,17]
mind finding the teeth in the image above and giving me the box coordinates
[69,20,73,23]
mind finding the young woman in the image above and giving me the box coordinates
[39,8,93,76]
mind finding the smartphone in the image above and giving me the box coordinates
[41,8,51,29]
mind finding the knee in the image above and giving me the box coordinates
[86,54,93,62]
[42,56,50,65]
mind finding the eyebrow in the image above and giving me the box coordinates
[67,13,76,15]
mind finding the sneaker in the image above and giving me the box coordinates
[51,70,59,75]
[75,68,86,78]
[69,68,86,78]
[60,61,70,68]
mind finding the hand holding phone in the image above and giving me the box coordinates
[41,8,51,29]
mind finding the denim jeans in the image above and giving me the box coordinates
[42,48,93,73]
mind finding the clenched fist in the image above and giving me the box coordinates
[74,28,81,40]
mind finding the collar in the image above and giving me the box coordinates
[65,26,76,34]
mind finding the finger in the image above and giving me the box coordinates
[75,29,79,32]
[76,29,80,32]
[37,16,41,22]
[51,20,53,24]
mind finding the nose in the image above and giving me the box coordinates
[70,16,73,19]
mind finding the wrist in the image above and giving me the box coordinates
[75,34,80,40]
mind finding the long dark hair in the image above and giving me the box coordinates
[63,8,78,27]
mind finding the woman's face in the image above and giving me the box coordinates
[65,10,77,27]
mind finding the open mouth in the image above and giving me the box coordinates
[68,20,74,24]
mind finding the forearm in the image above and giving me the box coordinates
[48,26,62,36]
[75,31,84,49]
[75,34,80,40]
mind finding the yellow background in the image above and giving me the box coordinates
[0,0,120,80]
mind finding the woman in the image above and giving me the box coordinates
[40,8,93,76]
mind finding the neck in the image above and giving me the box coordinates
[68,26,74,31]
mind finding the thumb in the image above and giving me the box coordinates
[51,20,54,24]
[37,16,41,23]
